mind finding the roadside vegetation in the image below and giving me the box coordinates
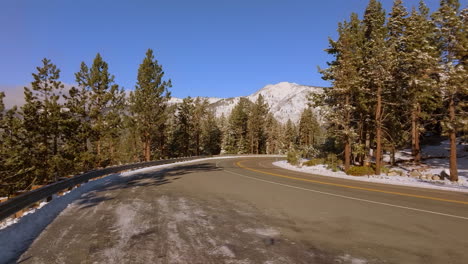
[289,0,467,181]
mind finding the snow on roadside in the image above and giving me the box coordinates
[0,155,283,263]
[273,160,468,193]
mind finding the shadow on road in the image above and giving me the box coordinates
[3,162,221,264]
[74,162,222,210]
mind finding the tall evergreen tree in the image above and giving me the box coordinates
[171,97,195,156]
[318,13,363,170]
[129,49,172,161]
[21,58,66,183]
[362,0,392,174]
[404,1,440,163]
[77,53,125,166]
[248,95,269,154]
[283,119,298,150]
[298,108,320,147]
[265,113,281,154]
[201,110,222,155]
[224,98,251,154]
[193,98,209,155]
[432,0,467,181]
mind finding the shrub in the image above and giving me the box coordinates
[303,158,325,166]
[346,166,375,176]
[324,153,342,172]
[287,150,300,166]
[381,166,390,174]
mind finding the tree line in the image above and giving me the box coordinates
[313,0,466,180]
[0,49,322,196]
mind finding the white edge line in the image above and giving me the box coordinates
[223,169,468,221]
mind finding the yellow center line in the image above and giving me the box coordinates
[236,160,468,205]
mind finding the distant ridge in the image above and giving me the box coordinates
[169,82,324,123]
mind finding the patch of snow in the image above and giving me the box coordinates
[273,160,468,193]
[210,245,235,258]
[337,254,367,264]
[242,228,280,237]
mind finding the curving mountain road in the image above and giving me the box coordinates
[16,157,468,264]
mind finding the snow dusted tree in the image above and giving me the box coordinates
[362,0,393,175]
[432,0,467,181]
[403,1,441,164]
[129,49,171,161]
[317,12,364,170]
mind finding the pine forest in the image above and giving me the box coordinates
[0,0,466,197]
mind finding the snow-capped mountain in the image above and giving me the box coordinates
[170,82,324,123]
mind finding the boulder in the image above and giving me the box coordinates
[409,170,422,178]
[419,175,427,180]
[432,175,441,181]
[387,171,399,176]
[440,169,450,180]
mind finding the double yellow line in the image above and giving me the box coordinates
[236,160,468,205]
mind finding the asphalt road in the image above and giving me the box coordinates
[16,157,468,264]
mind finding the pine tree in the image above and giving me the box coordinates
[362,0,392,174]
[248,95,269,154]
[318,13,364,170]
[171,97,195,157]
[21,58,67,183]
[432,0,467,181]
[385,0,411,164]
[193,98,209,155]
[78,53,125,166]
[404,1,440,164]
[129,49,172,161]
[283,119,298,150]
[265,113,281,154]
[201,110,222,155]
[298,108,320,146]
[0,104,28,196]
[224,98,251,154]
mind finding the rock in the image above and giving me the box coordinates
[419,175,427,180]
[432,175,441,181]
[409,170,422,178]
[387,171,399,176]
[440,169,450,180]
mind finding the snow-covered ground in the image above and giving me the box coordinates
[274,140,468,193]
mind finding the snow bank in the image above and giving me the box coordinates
[273,160,468,193]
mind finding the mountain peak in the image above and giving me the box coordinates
[169,82,324,123]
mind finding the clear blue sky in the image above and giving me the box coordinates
[0,0,442,99]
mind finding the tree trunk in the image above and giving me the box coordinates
[449,96,458,181]
[344,95,351,171]
[143,133,151,162]
[375,85,382,175]
[411,103,421,163]
[390,144,396,166]
[196,132,200,156]
[344,139,351,171]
